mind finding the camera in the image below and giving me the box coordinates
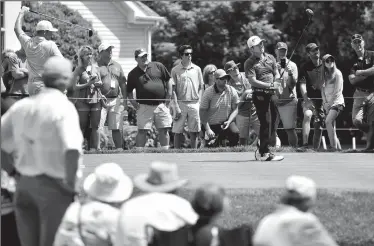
[280,58,286,69]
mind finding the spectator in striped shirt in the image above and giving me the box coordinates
[14,7,63,96]
[199,69,240,147]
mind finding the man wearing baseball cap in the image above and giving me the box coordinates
[244,35,283,161]
[200,69,240,147]
[298,42,324,151]
[14,7,63,95]
[224,60,260,146]
[273,42,299,147]
[253,175,339,246]
[348,34,374,151]
[127,48,173,150]
[96,42,128,150]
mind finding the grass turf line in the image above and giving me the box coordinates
[84,146,372,154]
[177,188,373,246]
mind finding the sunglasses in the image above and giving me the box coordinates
[352,40,362,45]
[227,67,238,72]
[183,52,193,56]
[208,70,216,75]
[325,58,334,63]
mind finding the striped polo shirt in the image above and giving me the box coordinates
[18,33,63,82]
[244,53,277,87]
[200,84,239,125]
[171,62,204,102]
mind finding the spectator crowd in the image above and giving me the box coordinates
[1,7,373,246]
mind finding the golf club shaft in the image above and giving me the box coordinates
[29,9,90,32]
[280,17,312,79]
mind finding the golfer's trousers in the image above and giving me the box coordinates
[14,174,74,246]
[252,92,277,155]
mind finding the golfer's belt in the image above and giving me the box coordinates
[253,88,276,95]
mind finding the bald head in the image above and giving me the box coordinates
[42,56,73,92]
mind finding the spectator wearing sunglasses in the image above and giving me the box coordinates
[321,54,344,150]
[202,65,217,91]
[348,34,374,151]
[298,43,324,151]
[224,60,260,146]
[171,45,204,149]
[127,48,173,150]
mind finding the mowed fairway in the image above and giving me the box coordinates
[82,152,374,191]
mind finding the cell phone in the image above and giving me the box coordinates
[280,58,286,69]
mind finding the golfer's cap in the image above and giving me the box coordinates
[214,69,230,80]
[285,175,317,200]
[247,36,265,49]
[276,42,288,50]
[134,48,148,58]
[351,34,363,42]
[98,43,114,53]
[36,20,58,32]
[305,43,319,52]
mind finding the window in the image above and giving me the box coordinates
[1,1,4,53]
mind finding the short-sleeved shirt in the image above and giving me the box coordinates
[228,72,253,117]
[200,84,240,125]
[75,65,101,104]
[299,59,323,101]
[244,53,277,88]
[276,59,298,106]
[171,63,203,102]
[97,59,126,98]
[18,33,63,82]
[8,53,29,94]
[1,88,83,179]
[127,62,171,105]
[350,50,374,91]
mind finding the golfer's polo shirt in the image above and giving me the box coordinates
[244,53,277,88]
[97,59,126,98]
[18,33,63,82]
[171,63,203,102]
[350,50,374,91]
[127,62,171,105]
[1,88,83,179]
[200,84,239,125]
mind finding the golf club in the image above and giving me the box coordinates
[23,7,93,37]
[280,8,314,79]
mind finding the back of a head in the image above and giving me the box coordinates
[42,56,73,89]
[191,183,226,219]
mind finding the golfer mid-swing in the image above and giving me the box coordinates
[244,36,283,161]
[14,6,63,96]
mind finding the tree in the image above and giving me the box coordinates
[21,1,102,61]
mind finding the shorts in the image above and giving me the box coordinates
[28,81,45,96]
[302,99,325,126]
[236,114,260,138]
[172,102,200,133]
[277,99,297,129]
[352,90,374,124]
[99,97,124,130]
[329,104,344,115]
[75,100,102,112]
[137,103,172,130]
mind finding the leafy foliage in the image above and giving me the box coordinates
[21,1,102,61]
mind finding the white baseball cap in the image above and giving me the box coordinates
[285,175,317,200]
[98,42,114,53]
[36,20,58,32]
[247,35,265,48]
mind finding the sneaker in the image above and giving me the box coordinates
[260,152,284,161]
[296,144,309,152]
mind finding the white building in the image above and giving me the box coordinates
[0,1,165,75]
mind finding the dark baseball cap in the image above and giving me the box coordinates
[351,34,363,42]
[134,48,147,58]
[305,43,319,52]
[276,42,288,50]
[224,60,240,72]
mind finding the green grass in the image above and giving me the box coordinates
[83,146,372,155]
[176,188,374,246]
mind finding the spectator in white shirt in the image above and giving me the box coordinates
[14,7,63,95]
[114,161,198,246]
[1,56,83,246]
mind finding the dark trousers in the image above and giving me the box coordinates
[253,92,277,154]
[14,174,74,246]
[209,122,239,147]
[1,212,21,246]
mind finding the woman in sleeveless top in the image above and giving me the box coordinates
[321,54,345,150]
[73,46,104,150]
